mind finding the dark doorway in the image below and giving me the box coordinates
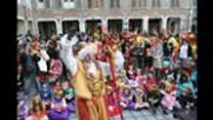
[28,21,33,33]
[38,21,57,38]
[108,19,123,33]
[62,20,79,34]
[148,19,162,35]
[86,20,102,34]
[129,19,143,33]
[167,18,181,35]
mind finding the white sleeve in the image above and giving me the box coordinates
[63,53,78,76]
[60,34,78,76]
[62,99,67,108]
[70,35,79,46]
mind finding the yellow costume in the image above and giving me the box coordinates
[72,61,109,120]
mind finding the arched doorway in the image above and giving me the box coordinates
[108,19,123,34]
[62,20,79,34]
[38,21,57,39]
[167,18,180,35]
[86,20,102,34]
[148,18,162,36]
[129,19,143,33]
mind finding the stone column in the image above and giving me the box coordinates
[56,19,63,34]
[162,16,168,31]
[180,16,187,32]
[80,19,86,33]
[123,18,129,31]
[143,16,149,32]
[24,20,29,33]
[102,18,108,33]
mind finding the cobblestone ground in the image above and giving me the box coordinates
[69,109,197,120]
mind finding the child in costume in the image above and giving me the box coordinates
[48,90,69,120]
[124,42,131,70]
[144,73,161,114]
[177,73,195,109]
[48,54,63,83]
[26,96,48,120]
[31,37,40,56]
[39,82,52,112]
[53,81,62,93]
[106,85,121,117]
[61,81,75,113]
[116,69,128,87]
[17,100,29,120]
[135,68,147,88]
[127,65,135,81]
[133,87,150,110]
[159,81,180,114]
[120,84,135,109]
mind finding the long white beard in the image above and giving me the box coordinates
[86,62,97,76]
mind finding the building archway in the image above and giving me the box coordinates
[28,21,33,34]
[38,21,57,39]
[167,18,180,35]
[108,19,123,34]
[148,18,162,35]
[62,20,79,34]
[129,19,143,33]
[86,20,102,34]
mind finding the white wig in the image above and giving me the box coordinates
[77,46,96,60]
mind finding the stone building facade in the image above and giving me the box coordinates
[17,0,197,36]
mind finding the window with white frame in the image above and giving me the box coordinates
[171,0,179,7]
[152,0,160,7]
[132,0,136,7]
[63,0,75,9]
[110,0,120,8]
[88,0,92,8]
[139,0,147,7]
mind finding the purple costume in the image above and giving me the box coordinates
[120,90,135,110]
[63,88,75,113]
[48,97,69,120]
[17,101,29,120]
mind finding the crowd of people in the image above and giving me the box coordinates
[17,28,197,120]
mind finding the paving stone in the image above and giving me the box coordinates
[141,110,152,116]
[155,115,165,120]
[123,111,132,117]
[131,111,142,116]
[67,109,195,120]
[146,116,158,120]
[163,114,174,119]
[126,117,137,120]
[135,116,147,120]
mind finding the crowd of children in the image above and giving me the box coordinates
[17,29,197,120]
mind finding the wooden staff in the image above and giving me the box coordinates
[107,45,124,120]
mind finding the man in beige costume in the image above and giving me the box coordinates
[60,33,125,120]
